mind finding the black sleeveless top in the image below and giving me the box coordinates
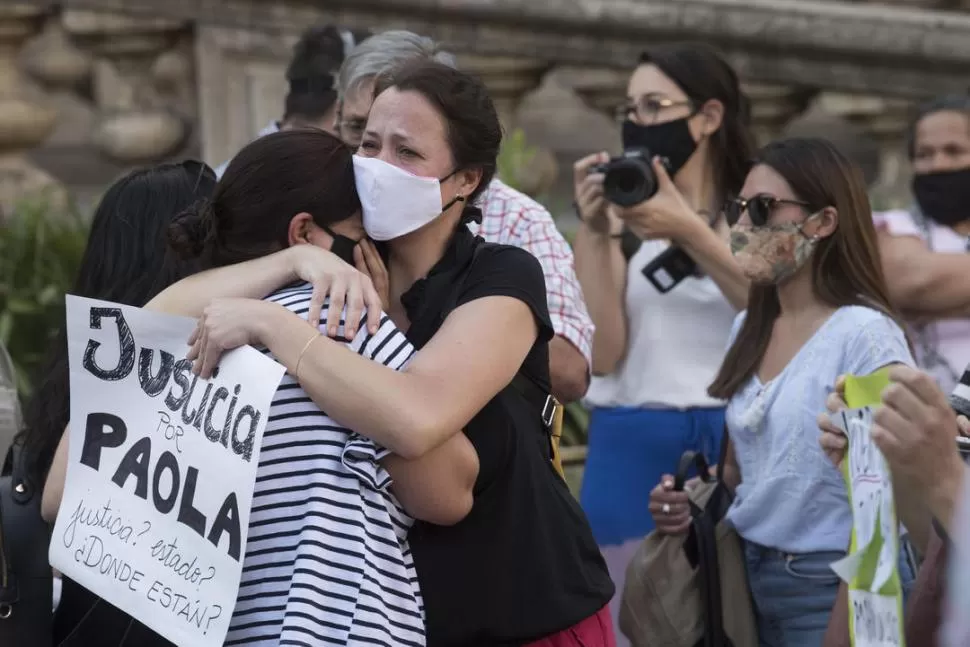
[402,227,614,647]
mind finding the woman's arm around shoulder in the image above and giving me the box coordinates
[382,433,479,526]
[148,245,383,339]
[336,310,481,526]
[194,248,549,460]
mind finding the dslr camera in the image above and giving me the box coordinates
[590,148,665,207]
[590,148,697,293]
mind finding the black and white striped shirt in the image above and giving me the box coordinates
[225,283,424,646]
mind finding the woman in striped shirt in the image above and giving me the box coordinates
[47,128,479,646]
[168,129,485,646]
[156,61,614,646]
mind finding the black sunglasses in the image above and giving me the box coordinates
[724,194,812,227]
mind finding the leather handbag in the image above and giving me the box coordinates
[0,437,52,645]
[619,445,757,647]
[0,343,20,465]
[0,340,52,645]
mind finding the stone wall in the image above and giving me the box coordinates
[2,3,198,210]
[5,0,970,215]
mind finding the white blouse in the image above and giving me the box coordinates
[584,239,736,410]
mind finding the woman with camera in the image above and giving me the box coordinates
[572,42,753,629]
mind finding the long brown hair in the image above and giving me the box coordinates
[708,137,903,400]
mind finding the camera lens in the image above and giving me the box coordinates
[602,156,658,207]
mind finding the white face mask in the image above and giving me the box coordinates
[353,155,458,241]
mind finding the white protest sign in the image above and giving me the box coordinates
[829,399,905,647]
[50,296,285,647]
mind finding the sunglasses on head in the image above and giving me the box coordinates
[724,194,812,227]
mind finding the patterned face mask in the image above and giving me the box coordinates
[729,216,820,285]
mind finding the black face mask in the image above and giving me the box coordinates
[323,225,361,265]
[621,117,698,176]
[912,167,970,228]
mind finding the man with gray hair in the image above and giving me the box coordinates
[336,30,593,404]
[334,30,456,149]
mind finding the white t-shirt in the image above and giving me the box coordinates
[876,209,970,393]
[584,239,736,410]
[226,283,425,646]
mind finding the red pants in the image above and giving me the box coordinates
[523,606,617,647]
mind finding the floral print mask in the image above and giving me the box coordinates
[730,219,819,285]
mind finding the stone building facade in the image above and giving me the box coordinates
[4,0,970,217]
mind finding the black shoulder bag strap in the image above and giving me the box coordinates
[0,437,53,644]
[440,242,557,436]
[678,429,734,647]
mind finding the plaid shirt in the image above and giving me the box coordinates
[470,179,594,365]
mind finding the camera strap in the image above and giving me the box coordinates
[616,207,719,265]
[617,227,642,263]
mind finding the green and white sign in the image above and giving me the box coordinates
[829,369,905,647]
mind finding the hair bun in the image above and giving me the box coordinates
[167,198,217,260]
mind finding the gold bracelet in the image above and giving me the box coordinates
[294,333,321,379]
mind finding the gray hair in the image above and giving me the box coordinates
[337,30,457,99]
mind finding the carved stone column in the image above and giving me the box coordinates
[783,105,881,188]
[861,106,915,211]
[63,9,188,164]
[458,55,547,130]
[21,14,95,149]
[558,66,628,120]
[516,70,621,215]
[532,66,626,156]
[456,56,555,195]
[0,4,61,213]
[743,83,814,147]
[872,0,949,7]
[816,92,914,209]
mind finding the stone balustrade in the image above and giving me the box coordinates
[63,9,190,163]
[1,6,198,209]
[2,0,969,208]
[0,3,61,213]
